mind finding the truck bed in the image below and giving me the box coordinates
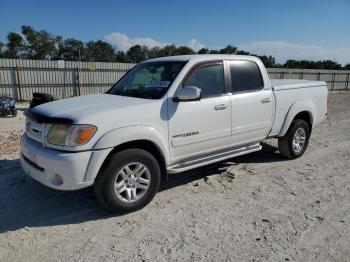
[271,79,327,91]
[269,79,328,137]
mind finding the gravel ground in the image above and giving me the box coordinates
[0,93,349,262]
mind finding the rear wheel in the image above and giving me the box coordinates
[278,119,310,159]
[94,148,161,213]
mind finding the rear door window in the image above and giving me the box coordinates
[229,61,264,93]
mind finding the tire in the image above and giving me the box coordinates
[32,92,54,101]
[94,148,161,213]
[278,119,310,159]
[11,108,17,117]
[30,93,54,108]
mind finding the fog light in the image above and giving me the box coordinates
[50,174,64,186]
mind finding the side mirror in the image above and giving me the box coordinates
[173,86,201,102]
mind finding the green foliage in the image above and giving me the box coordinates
[197,48,209,54]
[56,38,85,61]
[0,25,349,69]
[85,40,116,62]
[126,45,149,63]
[5,32,24,58]
[219,45,237,54]
[285,59,342,70]
[0,41,4,58]
[21,25,57,59]
[257,55,276,68]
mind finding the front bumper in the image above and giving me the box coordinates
[20,134,108,190]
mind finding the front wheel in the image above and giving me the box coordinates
[94,149,161,213]
[278,119,310,159]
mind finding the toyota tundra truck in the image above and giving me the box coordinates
[21,55,328,213]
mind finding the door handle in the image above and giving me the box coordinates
[261,98,271,103]
[214,104,227,110]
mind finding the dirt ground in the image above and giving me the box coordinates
[0,93,349,262]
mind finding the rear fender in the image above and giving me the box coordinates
[279,100,315,137]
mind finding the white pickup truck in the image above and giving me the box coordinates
[21,55,328,212]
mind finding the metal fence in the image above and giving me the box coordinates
[0,58,349,101]
[0,59,135,100]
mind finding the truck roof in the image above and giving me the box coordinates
[146,54,260,63]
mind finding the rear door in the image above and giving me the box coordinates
[226,60,274,146]
[168,61,232,163]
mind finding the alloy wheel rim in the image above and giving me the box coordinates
[114,162,151,203]
[292,127,306,153]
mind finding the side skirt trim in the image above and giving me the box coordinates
[167,143,262,173]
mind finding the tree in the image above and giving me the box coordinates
[219,45,237,54]
[236,50,250,55]
[4,32,24,58]
[0,41,4,58]
[59,38,85,61]
[284,59,341,70]
[115,50,127,63]
[21,25,57,59]
[85,40,116,62]
[258,55,275,68]
[126,45,149,63]
[148,47,162,59]
[1,25,347,69]
[197,48,209,54]
[158,45,178,57]
[174,46,195,55]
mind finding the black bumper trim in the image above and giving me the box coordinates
[22,154,45,172]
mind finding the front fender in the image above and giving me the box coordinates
[279,100,315,137]
[93,125,170,164]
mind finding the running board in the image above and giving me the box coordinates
[167,143,262,173]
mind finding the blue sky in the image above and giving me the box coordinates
[1,0,350,64]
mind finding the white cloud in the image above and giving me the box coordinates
[105,32,206,52]
[105,32,168,51]
[187,38,205,52]
[239,41,350,65]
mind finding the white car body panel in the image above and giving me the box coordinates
[20,55,328,190]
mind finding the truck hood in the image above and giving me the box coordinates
[33,94,154,123]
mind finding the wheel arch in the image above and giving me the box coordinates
[279,100,315,137]
[86,125,169,182]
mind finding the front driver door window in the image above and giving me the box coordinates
[183,62,225,98]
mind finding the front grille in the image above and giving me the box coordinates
[26,117,44,144]
[22,154,45,172]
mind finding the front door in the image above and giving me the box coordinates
[168,61,232,163]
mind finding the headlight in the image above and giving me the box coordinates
[47,124,97,146]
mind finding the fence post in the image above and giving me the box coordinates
[15,65,22,101]
[299,71,304,79]
[76,67,81,96]
[331,73,335,90]
[10,67,19,101]
[345,73,349,90]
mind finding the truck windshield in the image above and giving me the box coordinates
[107,61,187,99]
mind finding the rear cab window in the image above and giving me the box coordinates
[228,60,264,93]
